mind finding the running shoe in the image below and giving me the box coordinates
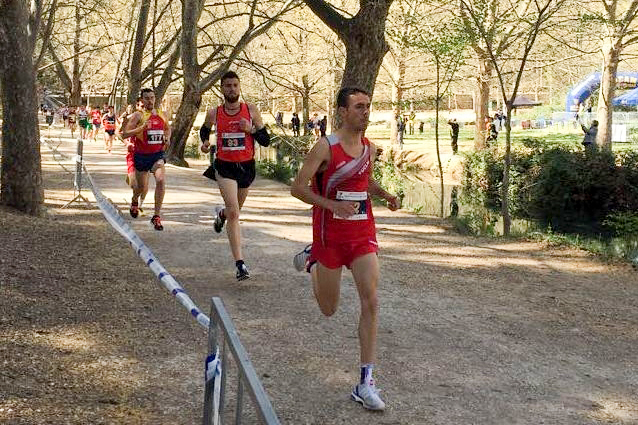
[130,201,139,218]
[151,215,163,231]
[351,382,386,411]
[236,263,250,281]
[213,206,226,233]
[293,244,312,272]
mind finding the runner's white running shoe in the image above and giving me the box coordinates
[293,244,312,272]
[351,382,385,411]
[213,206,226,233]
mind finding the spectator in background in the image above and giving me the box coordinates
[448,118,459,154]
[291,112,301,137]
[581,120,598,150]
[419,121,424,134]
[397,114,405,149]
[485,116,498,146]
[312,112,321,140]
[319,115,327,137]
[408,111,416,135]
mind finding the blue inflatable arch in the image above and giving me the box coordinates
[565,71,638,112]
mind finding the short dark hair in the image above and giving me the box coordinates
[140,88,154,97]
[221,71,240,84]
[336,87,370,108]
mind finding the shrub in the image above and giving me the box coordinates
[462,141,638,235]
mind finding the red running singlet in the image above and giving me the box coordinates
[103,114,116,131]
[132,111,167,154]
[215,103,255,163]
[312,134,376,246]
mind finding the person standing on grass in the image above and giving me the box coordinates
[199,71,270,281]
[448,118,459,154]
[291,87,401,412]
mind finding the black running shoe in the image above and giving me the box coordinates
[151,215,164,231]
[130,201,139,218]
[236,263,250,281]
[214,206,226,233]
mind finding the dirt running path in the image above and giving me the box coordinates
[3,126,637,424]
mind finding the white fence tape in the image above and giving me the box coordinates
[42,138,210,329]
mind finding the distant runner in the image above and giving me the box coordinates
[101,105,116,154]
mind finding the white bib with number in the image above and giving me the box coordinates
[221,132,246,151]
[147,129,164,144]
[334,191,368,220]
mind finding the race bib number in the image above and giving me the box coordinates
[221,132,246,151]
[147,129,164,144]
[334,191,368,220]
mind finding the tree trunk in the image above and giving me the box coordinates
[128,0,151,105]
[502,105,512,235]
[302,75,311,135]
[474,56,491,150]
[390,56,405,146]
[165,85,202,166]
[70,0,82,105]
[340,10,390,96]
[0,0,44,215]
[154,42,181,106]
[597,39,621,150]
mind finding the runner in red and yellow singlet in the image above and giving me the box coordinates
[121,88,170,231]
[291,87,401,412]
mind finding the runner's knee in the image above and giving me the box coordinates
[225,205,240,221]
[317,297,338,317]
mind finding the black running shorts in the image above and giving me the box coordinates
[213,158,255,189]
[134,151,165,172]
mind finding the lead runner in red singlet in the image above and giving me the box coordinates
[291,87,400,412]
[200,71,269,281]
[121,88,171,231]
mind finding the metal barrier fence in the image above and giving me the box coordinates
[203,297,281,425]
[41,137,281,424]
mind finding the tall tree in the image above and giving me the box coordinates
[241,16,342,134]
[416,20,466,218]
[458,0,511,150]
[460,0,567,235]
[383,0,435,146]
[586,1,638,149]
[166,0,297,166]
[303,0,393,96]
[126,0,181,106]
[0,0,44,215]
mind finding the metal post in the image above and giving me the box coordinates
[203,297,281,425]
[203,307,219,425]
[235,375,244,424]
[62,138,91,208]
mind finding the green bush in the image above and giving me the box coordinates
[256,159,295,183]
[603,211,638,236]
[255,131,313,184]
[373,148,405,201]
[462,141,638,235]
[184,129,201,159]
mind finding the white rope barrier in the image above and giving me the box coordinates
[42,138,210,329]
